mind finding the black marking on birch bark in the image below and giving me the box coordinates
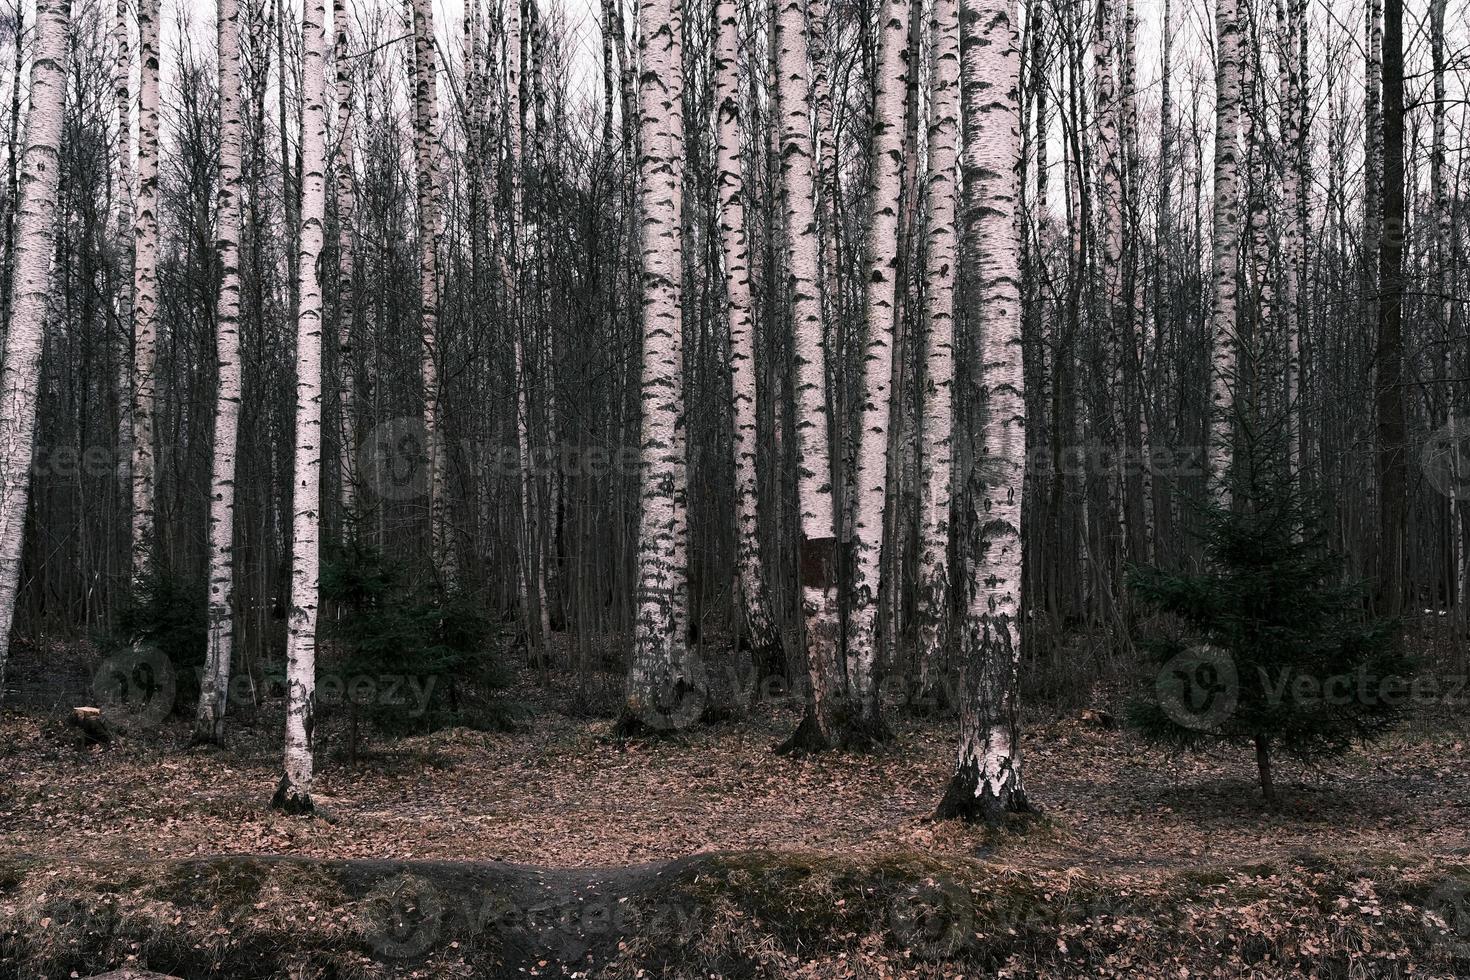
[799,536,837,589]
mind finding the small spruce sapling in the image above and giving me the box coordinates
[1128,423,1407,803]
[321,545,514,756]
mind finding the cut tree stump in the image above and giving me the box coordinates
[67,706,111,745]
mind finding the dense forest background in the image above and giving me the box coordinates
[0,0,1464,787]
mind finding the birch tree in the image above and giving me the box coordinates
[408,0,454,584]
[0,0,71,693]
[714,0,781,671]
[916,0,960,704]
[1207,0,1242,497]
[130,0,160,579]
[194,0,248,746]
[1278,0,1306,476]
[842,0,911,745]
[334,0,358,519]
[111,0,133,506]
[274,0,330,814]
[620,0,695,733]
[936,0,1030,821]
[773,0,843,754]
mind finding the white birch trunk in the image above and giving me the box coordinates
[1092,0,1126,557]
[774,0,843,752]
[0,0,71,694]
[621,0,694,732]
[112,0,134,512]
[1241,40,1272,347]
[916,0,960,703]
[714,0,781,670]
[936,0,1029,821]
[1278,0,1306,478]
[808,0,840,353]
[275,0,330,814]
[333,0,358,520]
[1207,0,1242,501]
[130,0,160,581]
[409,0,454,585]
[1094,0,1121,351]
[194,0,247,745]
[845,0,911,741]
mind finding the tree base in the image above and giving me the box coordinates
[934,766,1033,825]
[271,777,314,816]
[773,710,836,756]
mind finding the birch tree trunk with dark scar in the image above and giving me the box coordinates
[773,0,843,754]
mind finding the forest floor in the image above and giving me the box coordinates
[0,649,1468,977]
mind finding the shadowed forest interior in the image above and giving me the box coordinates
[0,0,1466,974]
